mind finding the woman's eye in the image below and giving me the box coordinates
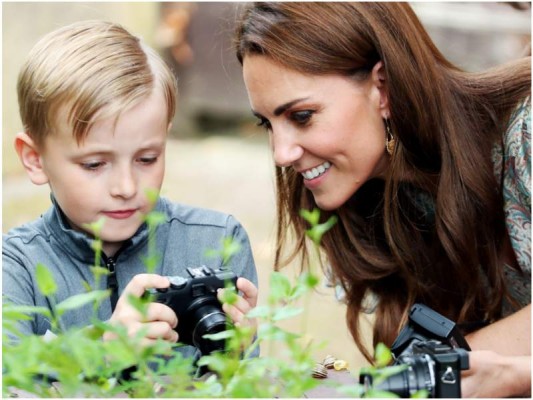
[256,117,272,131]
[290,110,313,125]
[80,161,104,171]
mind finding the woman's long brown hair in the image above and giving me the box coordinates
[235,2,531,362]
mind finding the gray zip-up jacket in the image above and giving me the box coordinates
[3,196,258,360]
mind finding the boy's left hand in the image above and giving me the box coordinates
[218,277,257,332]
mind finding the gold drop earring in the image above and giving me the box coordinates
[384,119,395,155]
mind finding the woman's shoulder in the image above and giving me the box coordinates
[504,96,531,146]
[493,96,531,182]
[494,96,531,276]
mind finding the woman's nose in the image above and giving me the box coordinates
[271,130,304,167]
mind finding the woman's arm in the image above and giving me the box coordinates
[462,351,530,397]
[466,304,530,355]
[461,304,531,397]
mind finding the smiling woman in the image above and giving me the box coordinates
[244,56,390,211]
[235,2,531,397]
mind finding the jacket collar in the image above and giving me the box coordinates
[43,194,160,261]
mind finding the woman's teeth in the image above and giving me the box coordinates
[302,161,331,180]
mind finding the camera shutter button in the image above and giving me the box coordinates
[168,276,188,289]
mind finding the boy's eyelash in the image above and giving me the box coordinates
[138,156,158,164]
[81,161,104,170]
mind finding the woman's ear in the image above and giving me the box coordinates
[371,61,390,119]
[14,132,49,185]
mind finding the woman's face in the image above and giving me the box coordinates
[243,55,391,210]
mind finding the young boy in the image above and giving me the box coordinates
[3,20,258,361]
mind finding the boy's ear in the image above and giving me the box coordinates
[14,132,49,185]
[371,61,390,119]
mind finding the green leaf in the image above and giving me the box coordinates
[258,324,300,342]
[197,353,240,375]
[56,290,110,313]
[220,237,241,265]
[219,287,239,305]
[205,236,242,266]
[140,254,161,273]
[89,266,109,278]
[268,272,292,303]
[144,188,160,206]
[336,384,365,397]
[35,263,57,296]
[2,304,52,319]
[305,215,338,245]
[203,329,235,341]
[374,342,393,367]
[272,306,303,322]
[144,211,166,227]
[245,305,271,319]
[411,389,429,398]
[82,324,106,340]
[83,217,106,236]
[299,208,321,226]
[126,294,149,317]
[373,365,409,383]
[91,239,103,253]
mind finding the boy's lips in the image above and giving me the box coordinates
[102,209,137,220]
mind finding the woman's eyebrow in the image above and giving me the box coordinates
[273,98,309,116]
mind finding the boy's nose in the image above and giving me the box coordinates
[271,131,304,168]
[110,167,137,199]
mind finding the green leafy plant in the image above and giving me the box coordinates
[3,204,414,398]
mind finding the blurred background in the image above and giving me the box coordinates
[3,2,531,371]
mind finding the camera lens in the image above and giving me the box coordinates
[190,300,231,355]
[360,354,436,398]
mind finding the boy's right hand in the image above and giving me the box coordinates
[103,274,179,346]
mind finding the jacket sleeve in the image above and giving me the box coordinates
[224,215,259,288]
[2,240,41,339]
[224,215,260,357]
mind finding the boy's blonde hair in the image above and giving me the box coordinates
[17,20,177,147]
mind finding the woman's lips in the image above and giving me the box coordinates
[102,209,137,220]
[302,167,329,190]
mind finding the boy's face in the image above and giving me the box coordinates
[39,90,169,255]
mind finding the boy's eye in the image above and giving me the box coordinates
[80,161,104,171]
[138,156,158,165]
[290,110,314,125]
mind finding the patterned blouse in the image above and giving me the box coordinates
[492,96,531,315]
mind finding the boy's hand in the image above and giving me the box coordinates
[218,277,258,332]
[103,274,179,345]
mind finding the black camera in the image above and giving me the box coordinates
[146,266,238,355]
[359,303,470,398]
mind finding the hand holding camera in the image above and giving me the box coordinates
[103,274,179,345]
[359,303,471,398]
[146,266,257,355]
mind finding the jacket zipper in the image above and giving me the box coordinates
[104,256,119,311]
